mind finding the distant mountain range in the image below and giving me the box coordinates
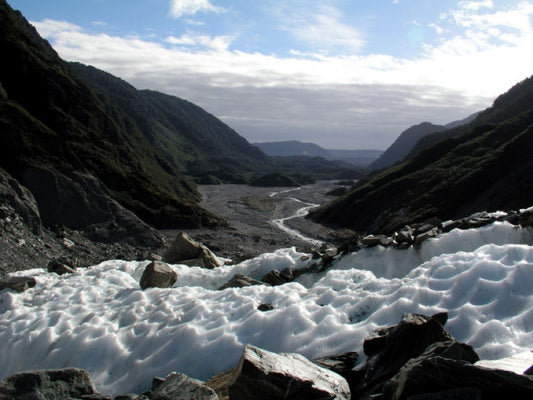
[310,74,533,233]
[254,141,382,167]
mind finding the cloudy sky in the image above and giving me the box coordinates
[8,0,533,150]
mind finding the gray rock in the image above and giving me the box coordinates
[139,261,177,290]
[163,232,222,269]
[207,344,350,400]
[218,274,266,290]
[0,368,96,400]
[0,275,36,292]
[149,372,218,400]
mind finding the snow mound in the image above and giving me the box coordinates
[1,224,533,395]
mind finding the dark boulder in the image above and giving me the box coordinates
[355,313,455,396]
[383,356,533,400]
[47,257,78,275]
[261,268,295,285]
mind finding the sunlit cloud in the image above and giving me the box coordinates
[169,0,224,19]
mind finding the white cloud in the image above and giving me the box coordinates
[169,0,224,19]
[29,1,533,149]
[458,0,494,12]
[166,33,234,51]
[277,4,366,55]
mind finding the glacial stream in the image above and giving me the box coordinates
[269,187,323,246]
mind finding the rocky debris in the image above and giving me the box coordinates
[0,275,36,292]
[47,257,78,275]
[218,274,266,290]
[206,344,350,400]
[163,232,222,269]
[0,368,96,400]
[261,267,295,285]
[139,261,177,290]
[149,372,218,400]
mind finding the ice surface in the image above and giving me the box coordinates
[1,222,533,394]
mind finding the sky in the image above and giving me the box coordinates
[6,0,533,150]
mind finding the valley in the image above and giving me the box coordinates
[176,181,340,262]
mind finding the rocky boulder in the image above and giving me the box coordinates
[218,274,266,290]
[383,356,533,400]
[47,257,78,275]
[149,372,218,400]
[163,232,222,269]
[0,275,36,292]
[139,261,177,290]
[354,313,457,397]
[206,344,350,400]
[261,267,295,286]
[0,368,96,400]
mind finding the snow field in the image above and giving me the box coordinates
[1,222,533,394]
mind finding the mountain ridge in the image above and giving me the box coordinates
[310,74,533,234]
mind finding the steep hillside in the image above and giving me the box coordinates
[71,64,270,183]
[368,122,445,170]
[0,0,269,229]
[310,75,533,234]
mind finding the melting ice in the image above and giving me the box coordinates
[1,221,533,394]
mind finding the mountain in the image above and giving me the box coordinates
[254,140,332,159]
[255,140,382,167]
[368,122,446,170]
[0,0,270,230]
[369,113,479,171]
[406,112,480,160]
[326,149,382,167]
[310,74,533,234]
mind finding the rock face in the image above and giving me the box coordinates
[0,166,42,235]
[207,344,350,400]
[163,232,222,269]
[0,368,96,400]
[139,261,177,290]
[149,372,218,400]
[20,167,164,248]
